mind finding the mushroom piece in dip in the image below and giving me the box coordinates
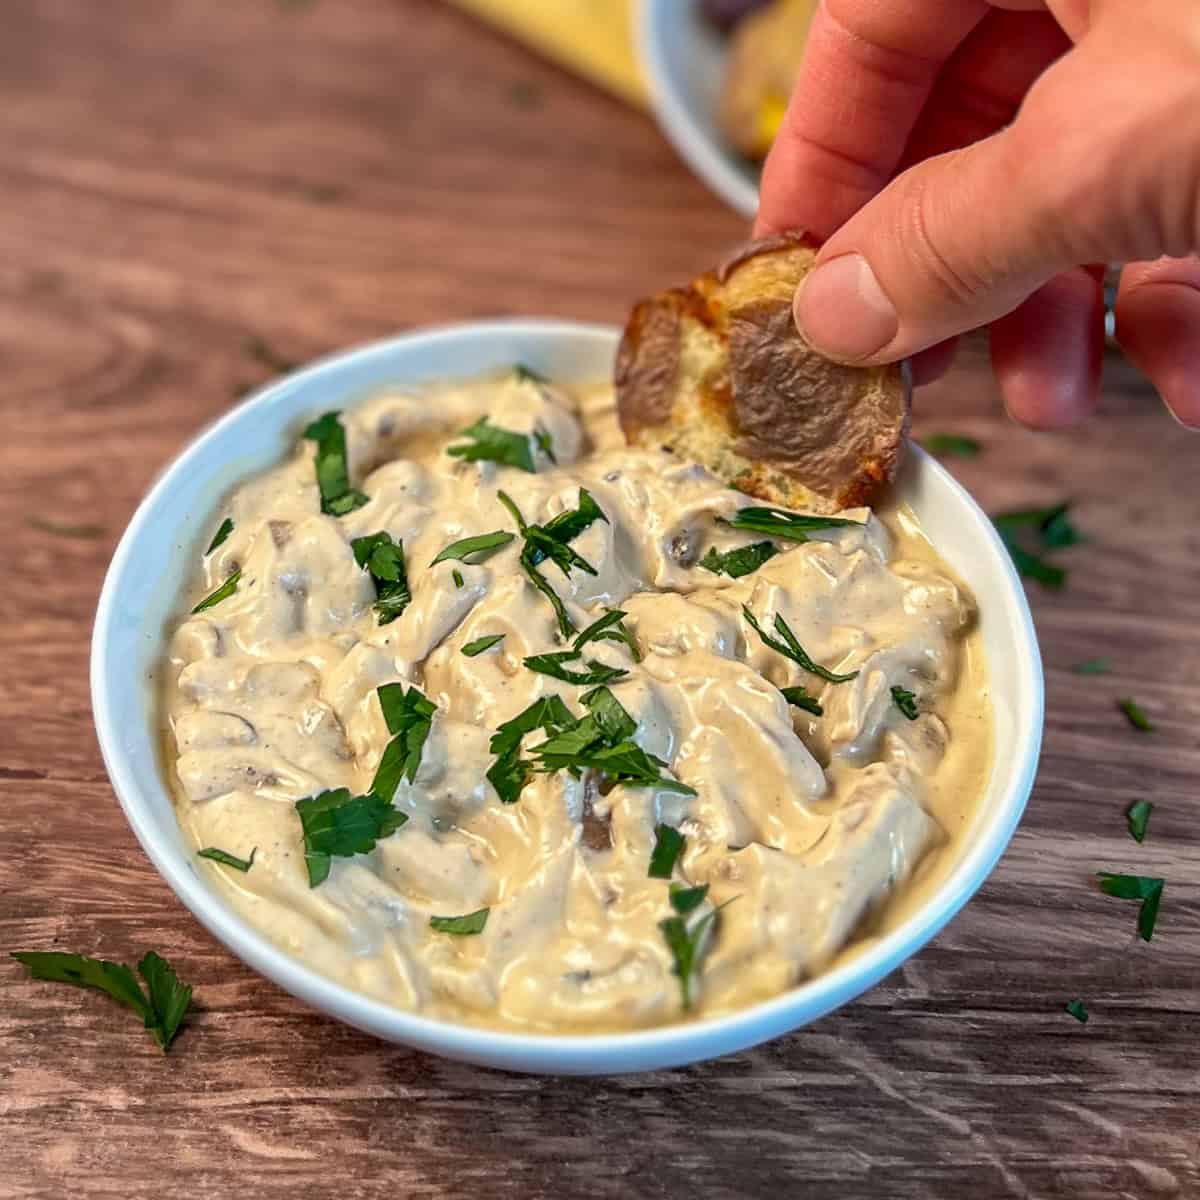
[163,369,991,1032]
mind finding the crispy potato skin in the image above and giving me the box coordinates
[615,233,910,513]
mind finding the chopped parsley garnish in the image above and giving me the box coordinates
[486,695,576,804]
[1065,998,1089,1024]
[534,426,556,463]
[1073,658,1111,675]
[723,506,862,543]
[462,634,505,657]
[742,605,858,684]
[488,688,693,801]
[520,561,574,638]
[532,734,695,796]
[12,949,192,1052]
[371,683,436,800]
[1118,698,1153,732]
[205,517,234,554]
[303,411,369,516]
[992,502,1079,588]
[534,488,608,555]
[659,897,733,1010]
[523,650,628,686]
[699,541,778,578]
[430,530,515,565]
[429,908,490,936]
[1096,872,1164,942]
[453,569,464,588]
[891,685,919,720]
[780,685,823,716]
[579,684,637,742]
[447,417,539,473]
[669,883,709,915]
[197,846,256,872]
[351,531,411,624]
[573,608,641,661]
[1125,800,1153,844]
[649,824,685,879]
[192,568,241,614]
[513,363,547,384]
[295,788,408,887]
[499,489,609,638]
[921,433,981,458]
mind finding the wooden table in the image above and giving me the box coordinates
[2,3,1197,1196]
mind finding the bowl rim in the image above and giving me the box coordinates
[636,0,760,218]
[92,318,1043,1072]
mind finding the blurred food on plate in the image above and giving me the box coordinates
[715,0,817,162]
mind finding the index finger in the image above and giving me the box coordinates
[754,0,989,238]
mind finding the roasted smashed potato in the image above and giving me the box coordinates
[718,0,818,161]
[615,234,910,513]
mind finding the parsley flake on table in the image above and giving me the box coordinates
[430,530,515,566]
[11,949,193,1052]
[371,683,436,800]
[447,417,540,473]
[351,531,411,624]
[462,633,505,657]
[205,517,234,554]
[921,433,982,458]
[1065,998,1089,1024]
[1096,872,1164,942]
[1118,698,1153,732]
[26,515,105,540]
[780,685,823,716]
[699,541,778,579]
[1072,658,1111,675]
[992,502,1080,588]
[723,507,863,543]
[197,846,256,872]
[192,567,241,614]
[295,788,408,887]
[648,824,685,879]
[429,908,490,935]
[891,685,919,720]
[742,605,858,684]
[1125,800,1153,844]
[244,335,297,374]
[303,411,369,516]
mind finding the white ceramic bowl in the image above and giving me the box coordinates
[92,319,1042,1075]
[638,0,761,217]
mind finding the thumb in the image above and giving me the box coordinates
[792,128,1076,365]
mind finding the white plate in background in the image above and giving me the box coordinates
[638,0,760,217]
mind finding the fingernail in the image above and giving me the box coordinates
[1167,404,1200,432]
[794,254,899,362]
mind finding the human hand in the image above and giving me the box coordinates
[755,0,1200,429]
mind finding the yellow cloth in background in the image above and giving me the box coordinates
[447,0,649,109]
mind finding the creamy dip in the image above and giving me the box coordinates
[163,370,991,1032]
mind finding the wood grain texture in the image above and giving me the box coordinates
[1,2,1197,1198]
